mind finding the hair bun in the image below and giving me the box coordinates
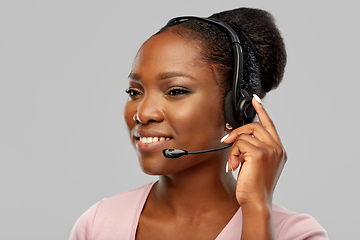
[210,7,287,97]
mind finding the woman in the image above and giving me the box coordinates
[70,7,327,239]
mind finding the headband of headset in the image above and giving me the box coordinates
[164,16,256,128]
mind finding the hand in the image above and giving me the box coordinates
[223,96,287,208]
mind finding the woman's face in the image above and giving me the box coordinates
[124,30,227,175]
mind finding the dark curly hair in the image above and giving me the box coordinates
[156,7,287,99]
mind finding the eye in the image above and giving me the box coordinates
[125,88,142,100]
[166,87,191,96]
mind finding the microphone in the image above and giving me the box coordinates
[163,144,232,158]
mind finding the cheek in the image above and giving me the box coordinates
[166,91,225,145]
[124,100,136,133]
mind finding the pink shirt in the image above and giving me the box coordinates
[70,182,327,240]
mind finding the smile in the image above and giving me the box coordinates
[135,135,172,153]
[138,136,171,144]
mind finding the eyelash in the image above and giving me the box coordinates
[125,88,141,97]
[166,87,191,96]
[125,87,191,98]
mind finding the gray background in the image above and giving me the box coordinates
[1,0,359,239]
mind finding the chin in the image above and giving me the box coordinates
[138,155,171,175]
[140,165,172,176]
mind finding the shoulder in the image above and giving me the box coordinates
[69,182,155,240]
[272,203,328,240]
[93,182,154,218]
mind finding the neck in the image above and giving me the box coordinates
[149,157,239,217]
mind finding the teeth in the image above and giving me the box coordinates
[139,137,171,143]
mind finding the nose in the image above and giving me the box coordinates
[135,94,164,124]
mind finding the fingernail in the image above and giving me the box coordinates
[220,133,230,143]
[232,165,237,172]
[225,161,229,173]
[253,94,262,104]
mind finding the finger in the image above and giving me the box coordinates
[233,133,267,148]
[252,95,282,144]
[221,95,282,145]
[227,134,279,171]
[227,139,259,171]
[222,122,277,146]
[227,137,270,167]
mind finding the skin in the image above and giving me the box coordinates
[124,30,286,240]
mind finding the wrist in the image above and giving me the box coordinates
[241,200,272,218]
[240,201,276,240]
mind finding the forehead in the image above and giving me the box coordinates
[132,31,208,75]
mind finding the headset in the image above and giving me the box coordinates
[163,16,257,158]
[165,16,256,129]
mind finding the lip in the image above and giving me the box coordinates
[134,130,172,138]
[133,130,173,153]
[136,138,171,153]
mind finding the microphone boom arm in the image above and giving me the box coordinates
[163,144,233,158]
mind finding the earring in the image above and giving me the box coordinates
[226,122,233,130]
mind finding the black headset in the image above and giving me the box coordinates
[165,16,256,129]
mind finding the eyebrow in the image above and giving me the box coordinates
[128,72,141,81]
[128,71,197,81]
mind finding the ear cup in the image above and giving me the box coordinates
[224,91,242,129]
[236,93,256,124]
[224,90,256,129]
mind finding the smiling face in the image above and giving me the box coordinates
[124,30,228,175]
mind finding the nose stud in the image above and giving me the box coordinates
[133,113,141,123]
